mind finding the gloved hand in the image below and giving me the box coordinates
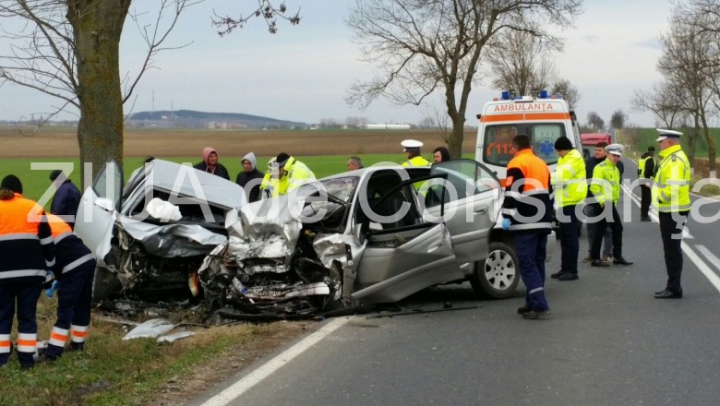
[502,218,511,230]
[42,271,55,289]
[45,280,60,298]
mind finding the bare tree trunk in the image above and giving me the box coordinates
[701,115,717,175]
[68,0,132,186]
[687,116,700,170]
[447,114,466,159]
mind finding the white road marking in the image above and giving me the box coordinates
[695,245,720,275]
[621,184,693,238]
[682,244,720,295]
[199,316,351,406]
[621,184,720,294]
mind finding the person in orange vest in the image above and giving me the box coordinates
[43,214,96,360]
[501,135,553,320]
[0,175,55,369]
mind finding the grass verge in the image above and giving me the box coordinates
[0,297,314,406]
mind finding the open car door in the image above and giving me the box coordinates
[351,174,464,304]
[74,161,123,268]
[425,159,501,264]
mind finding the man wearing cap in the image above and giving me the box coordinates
[551,137,587,281]
[401,140,431,167]
[274,153,316,195]
[638,146,656,221]
[588,143,633,267]
[653,129,691,299]
[49,170,81,229]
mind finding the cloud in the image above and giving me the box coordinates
[634,37,662,50]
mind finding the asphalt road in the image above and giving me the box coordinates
[189,158,720,406]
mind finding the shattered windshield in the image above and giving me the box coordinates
[300,176,359,230]
[319,176,358,202]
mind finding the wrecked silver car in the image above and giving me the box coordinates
[199,160,540,318]
[75,159,247,301]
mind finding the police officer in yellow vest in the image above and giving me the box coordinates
[653,129,691,299]
[275,153,316,195]
[589,144,633,268]
[401,140,431,167]
[259,157,282,199]
[550,137,587,281]
[638,146,656,221]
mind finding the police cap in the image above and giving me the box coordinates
[401,139,423,152]
[605,143,624,157]
[656,128,683,142]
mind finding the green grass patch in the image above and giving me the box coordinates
[0,301,307,406]
[0,154,409,208]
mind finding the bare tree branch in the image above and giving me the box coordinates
[346,0,582,158]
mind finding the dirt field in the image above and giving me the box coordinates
[0,127,478,158]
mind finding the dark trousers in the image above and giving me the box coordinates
[515,232,549,312]
[0,281,42,368]
[640,185,651,218]
[590,203,623,260]
[585,204,613,256]
[45,263,94,358]
[558,205,580,274]
[660,212,688,295]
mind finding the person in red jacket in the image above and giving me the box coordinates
[43,214,96,360]
[0,175,55,369]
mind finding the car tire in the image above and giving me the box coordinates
[91,266,121,303]
[469,241,519,300]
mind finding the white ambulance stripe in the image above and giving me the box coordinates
[62,253,94,274]
[0,269,47,279]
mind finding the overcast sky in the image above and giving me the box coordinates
[0,0,677,127]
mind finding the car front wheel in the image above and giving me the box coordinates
[469,241,519,300]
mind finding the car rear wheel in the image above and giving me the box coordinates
[469,241,519,300]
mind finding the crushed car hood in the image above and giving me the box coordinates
[119,217,227,258]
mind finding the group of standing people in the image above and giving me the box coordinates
[501,128,691,320]
[0,175,94,369]
[192,147,316,203]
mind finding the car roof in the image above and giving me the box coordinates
[143,159,246,209]
[319,164,429,181]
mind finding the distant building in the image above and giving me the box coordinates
[366,123,411,130]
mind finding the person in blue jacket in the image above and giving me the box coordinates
[50,170,81,229]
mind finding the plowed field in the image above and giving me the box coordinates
[0,127,478,158]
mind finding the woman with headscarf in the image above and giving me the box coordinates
[194,147,230,180]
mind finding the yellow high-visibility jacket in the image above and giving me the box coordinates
[555,149,587,207]
[589,160,620,206]
[652,145,691,213]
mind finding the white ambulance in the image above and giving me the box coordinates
[474,91,582,181]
